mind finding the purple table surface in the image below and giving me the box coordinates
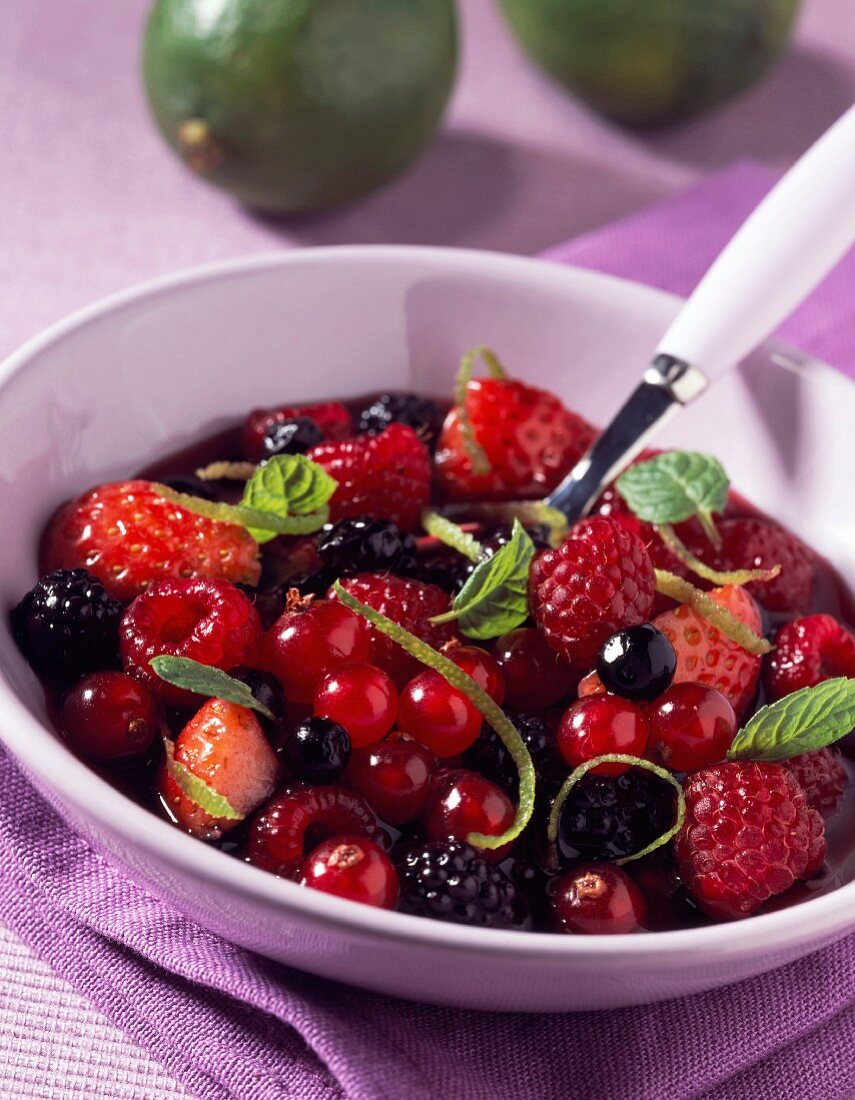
[0,1,854,1097]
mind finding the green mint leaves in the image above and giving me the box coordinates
[727,677,855,762]
[616,451,728,545]
[239,455,337,543]
[431,519,535,640]
[163,740,242,821]
[149,656,275,720]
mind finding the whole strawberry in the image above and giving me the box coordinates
[243,401,352,461]
[784,748,847,817]
[529,516,656,666]
[764,614,855,701]
[309,423,431,532]
[40,480,260,602]
[676,761,826,920]
[435,376,597,501]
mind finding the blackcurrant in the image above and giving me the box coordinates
[262,416,324,458]
[596,624,676,702]
[286,716,351,784]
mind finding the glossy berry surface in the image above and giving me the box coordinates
[397,840,529,929]
[301,835,399,909]
[398,668,483,757]
[552,864,647,934]
[444,644,506,706]
[243,401,352,462]
[120,578,260,706]
[316,517,414,578]
[492,627,576,710]
[647,682,736,772]
[356,392,443,445]
[596,625,676,703]
[60,671,159,762]
[314,662,397,749]
[286,716,351,784]
[556,695,649,776]
[263,597,371,704]
[464,713,559,799]
[261,416,324,458]
[556,769,676,865]
[423,769,515,857]
[12,568,122,679]
[228,667,285,725]
[763,614,855,701]
[346,739,436,826]
[784,749,847,818]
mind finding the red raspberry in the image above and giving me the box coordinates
[784,749,847,817]
[158,698,279,840]
[245,784,387,878]
[435,377,597,501]
[676,761,826,920]
[308,423,431,532]
[529,516,656,665]
[330,573,457,686]
[243,401,352,461]
[764,614,855,701]
[41,480,260,601]
[120,578,261,705]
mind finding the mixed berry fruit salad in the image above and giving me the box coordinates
[11,347,855,934]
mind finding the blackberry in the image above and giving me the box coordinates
[316,517,414,578]
[464,713,562,799]
[401,551,471,594]
[398,840,530,929]
[597,624,676,702]
[480,523,551,556]
[556,768,676,866]
[262,416,324,458]
[12,568,123,678]
[356,392,443,446]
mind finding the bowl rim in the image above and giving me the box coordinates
[0,243,851,964]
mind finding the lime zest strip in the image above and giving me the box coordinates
[421,510,485,563]
[434,499,569,548]
[453,346,507,477]
[152,482,329,538]
[658,524,781,587]
[195,461,256,481]
[547,754,685,865]
[654,569,773,656]
[332,581,535,850]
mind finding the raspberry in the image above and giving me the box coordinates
[40,480,260,601]
[784,749,847,817]
[245,784,387,878]
[11,568,122,678]
[120,578,261,705]
[529,516,656,665]
[676,762,826,920]
[355,392,443,446]
[330,573,458,686]
[435,377,598,501]
[308,424,431,532]
[763,614,855,701]
[243,401,352,461]
[397,840,529,929]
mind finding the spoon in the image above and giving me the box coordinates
[546,104,855,523]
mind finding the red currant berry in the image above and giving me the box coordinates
[314,662,397,749]
[398,669,482,757]
[552,864,647,934]
[60,671,159,762]
[647,682,736,772]
[492,628,576,710]
[347,739,436,825]
[301,835,399,909]
[423,769,515,860]
[263,598,370,704]
[444,644,506,705]
[556,695,648,776]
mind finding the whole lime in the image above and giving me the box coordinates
[142,0,458,212]
[497,0,801,128]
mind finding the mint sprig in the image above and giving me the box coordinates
[616,451,728,546]
[149,656,275,720]
[430,519,535,640]
[727,677,855,762]
[163,739,242,821]
[240,455,337,543]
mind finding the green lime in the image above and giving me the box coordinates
[142,0,458,212]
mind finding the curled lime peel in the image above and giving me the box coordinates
[546,754,685,865]
[421,510,485,563]
[163,738,243,821]
[332,581,534,849]
[195,461,256,481]
[453,345,508,477]
[658,524,781,587]
[654,569,772,656]
[433,499,569,548]
[153,483,329,539]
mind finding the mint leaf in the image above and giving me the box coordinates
[163,740,242,821]
[727,677,855,762]
[153,484,330,539]
[149,656,275,720]
[240,455,337,543]
[616,451,728,539]
[434,519,535,640]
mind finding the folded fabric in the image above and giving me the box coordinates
[0,162,852,1100]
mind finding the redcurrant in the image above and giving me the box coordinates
[314,662,397,749]
[60,671,159,762]
[398,669,482,757]
[552,864,647,934]
[492,628,576,710]
[347,739,436,825]
[444,644,506,705]
[556,694,648,776]
[301,835,399,909]
[423,769,515,860]
[647,682,736,772]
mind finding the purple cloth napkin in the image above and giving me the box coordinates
[0,164,853,1100]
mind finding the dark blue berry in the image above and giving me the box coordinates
[316,517,414,577]
[287,716,351,784]
[262,416,324,458]
[596,624,677,702]
[356,392,443,445]
[229,666,285,735]
[159,474,219,500]
[464,713,561,799]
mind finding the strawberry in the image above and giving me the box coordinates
[40,480,260,602]
[435,377,597,501]
[308,423,431,532]
[243,401,352,461]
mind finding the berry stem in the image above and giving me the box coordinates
[332,581,535,850]
[654,569,773,655]
[453,346,508,477]
[658,524,781,587]
[696,509,723,551]
[195,461,256,481]
[546,754,685,865]
[421,510,485,563]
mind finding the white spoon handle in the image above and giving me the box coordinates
[656,104,855,382]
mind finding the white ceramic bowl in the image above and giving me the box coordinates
[0,247,852,1013]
